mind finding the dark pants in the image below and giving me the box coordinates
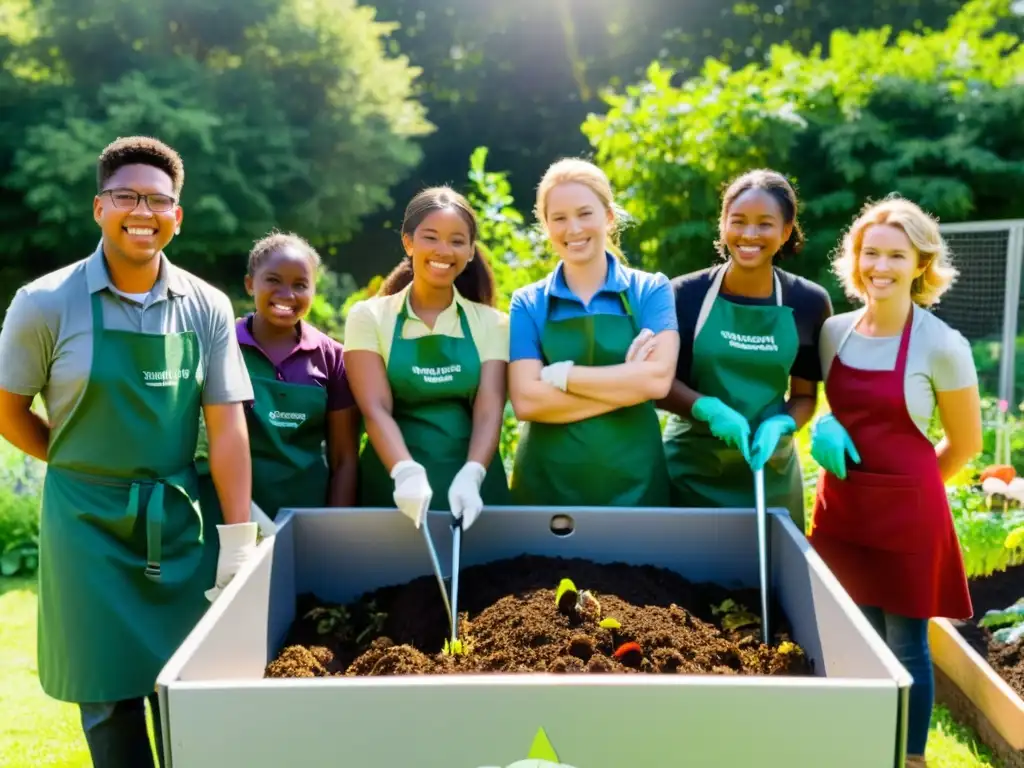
[859,605,933,756]
[80,693,165,768]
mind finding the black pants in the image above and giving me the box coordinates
[79,693,165,768]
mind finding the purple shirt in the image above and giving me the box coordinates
[236,315,355,412]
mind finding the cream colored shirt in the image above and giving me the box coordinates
[343,285,509,366]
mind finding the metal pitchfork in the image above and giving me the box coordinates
[754,467,771,645]
[420,511,462,647]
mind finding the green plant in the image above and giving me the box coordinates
[977,599,1024,645]
[711,598,761,631]
[304,605,352,638]
[354,600,388,646]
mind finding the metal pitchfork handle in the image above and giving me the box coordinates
[754,467,771,645]
[419,511,462,644]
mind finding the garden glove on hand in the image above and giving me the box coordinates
[448,461,486,530]
[391,459,432,528]
[205,522,259,602]
[540,361,574,392]
[749,414,797,471]
[810,412,861,480]
[691,396,752,463]
[626,328,657,362]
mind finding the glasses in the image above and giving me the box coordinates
[101,188,177,213]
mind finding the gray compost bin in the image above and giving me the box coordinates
[157,506,911,768]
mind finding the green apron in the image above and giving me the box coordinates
[357,298,510,510]
[239,344,329,518]
[663,265,805,528]
[510,293,671,507]
[38,293,212,703]
[195,328,330,546]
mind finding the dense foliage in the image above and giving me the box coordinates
[582,0,1024,306]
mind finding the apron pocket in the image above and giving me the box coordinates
[817,470,931,553]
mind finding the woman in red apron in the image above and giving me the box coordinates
[808,198,982,767]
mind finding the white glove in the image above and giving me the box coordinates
[205,522,259,602]
[540,360,574,392]
[391,459,432,528]
[449,461,486,530]
[626,328,657,362]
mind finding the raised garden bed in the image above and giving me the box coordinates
[157,506,912,768]
[265,555,810,678]
[930,562,1024,768]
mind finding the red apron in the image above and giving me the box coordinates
[808,311,972,620]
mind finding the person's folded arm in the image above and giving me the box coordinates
[506,288,619,423]
[343,349,411,470]
[564,330,679,405]
[509,359,620,423]
[467,360,507,466]
[203,402,252,525]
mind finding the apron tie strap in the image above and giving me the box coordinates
[144,483,165,582]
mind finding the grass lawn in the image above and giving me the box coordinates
[0,575,1004,767]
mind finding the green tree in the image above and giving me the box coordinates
[0,0,431,305]
[582,0,1024,305]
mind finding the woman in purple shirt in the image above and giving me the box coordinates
[197,232,360,522]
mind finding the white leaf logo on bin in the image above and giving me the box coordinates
[479,728,578,768]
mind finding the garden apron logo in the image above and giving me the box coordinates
[142,368,191,387]
[476,727,579,768]
[720,330,778,352]
[413,364,462,384]
[268,410,307,429]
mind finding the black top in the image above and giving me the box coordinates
[671,265,833,387]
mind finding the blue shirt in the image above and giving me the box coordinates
[509,253,678,362]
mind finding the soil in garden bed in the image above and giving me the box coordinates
[952,562,1024,700]
[264,554,811,678]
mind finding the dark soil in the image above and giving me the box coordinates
[952,562,1024,700]
[264,555,811,678]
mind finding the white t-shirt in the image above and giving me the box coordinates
[819,305,978,437]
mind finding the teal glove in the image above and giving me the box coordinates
[749,414,796,471]
[810,413,861,480]
[692,396,752,463]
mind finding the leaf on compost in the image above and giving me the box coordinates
[599,617,621,629]
[992,623,1024,645]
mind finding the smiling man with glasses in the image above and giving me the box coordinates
[0,136,257,767]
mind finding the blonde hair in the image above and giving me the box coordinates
[833,196,958,308]
[534,158,629,262]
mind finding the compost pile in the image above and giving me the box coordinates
[265,555,810,678]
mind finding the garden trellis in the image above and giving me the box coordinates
[935,219,1024,465]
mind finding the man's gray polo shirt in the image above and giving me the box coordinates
[0,244,253,435]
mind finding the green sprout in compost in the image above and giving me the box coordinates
[442,638,466,656]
